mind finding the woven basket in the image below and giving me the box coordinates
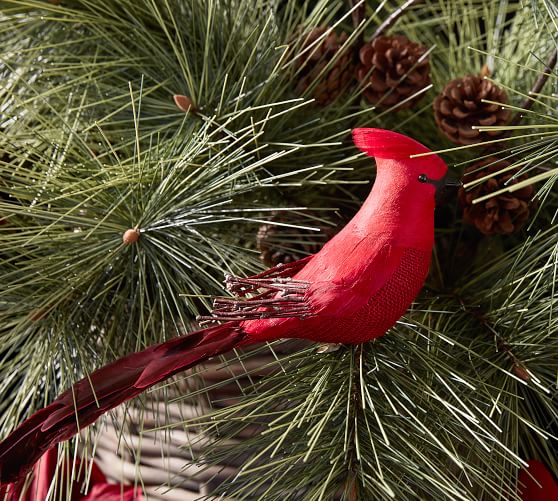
[93,341,308,500]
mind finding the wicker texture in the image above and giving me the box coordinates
[93,342,307,500]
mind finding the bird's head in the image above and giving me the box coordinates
[352,128,456,191]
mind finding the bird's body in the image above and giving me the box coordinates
[242,146,439,344]
[0,129,449,486]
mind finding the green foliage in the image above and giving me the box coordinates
[0,0,557,500]
[0,0,373,433]
[186,224,557,500]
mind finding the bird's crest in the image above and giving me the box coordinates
[197,257,313,323]
[352,128,434,159]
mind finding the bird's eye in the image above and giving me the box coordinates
[418,174,428,183]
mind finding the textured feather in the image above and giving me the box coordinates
[353,128,432,158]
[0,323,244,484]
[243,247,430,344]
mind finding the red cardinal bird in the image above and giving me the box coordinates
[0,129,452,485]
[518,460,558,501]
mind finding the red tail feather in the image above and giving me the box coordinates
[0,322,245,484]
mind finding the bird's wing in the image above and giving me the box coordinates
[238,242,415,344]
[238,254,313,282]
[198,255,314,323]
[303,242,407,317]
[201,239,408,326]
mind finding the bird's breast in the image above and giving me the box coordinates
[242,247,431,345]
[332,247,431,343]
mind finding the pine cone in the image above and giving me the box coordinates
[458,158,535,235]
[434,75,511,145]
[294,27,355,106]
[356,35,430,109]
[257,220,336,267]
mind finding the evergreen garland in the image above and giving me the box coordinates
[0,0,557,499]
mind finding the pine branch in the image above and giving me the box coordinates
[372,0,424,39]
[510,48,558,126]
[1,2,557,500]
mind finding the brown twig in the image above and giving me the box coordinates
[349,0,366,30]
[372,0,423,39]
[474,49,557,156]
[510,48,558,126]
[457,297,530,381]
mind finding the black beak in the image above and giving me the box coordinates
[422,172,463,190]
[443,174,463,187]
[434,172,462,206]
